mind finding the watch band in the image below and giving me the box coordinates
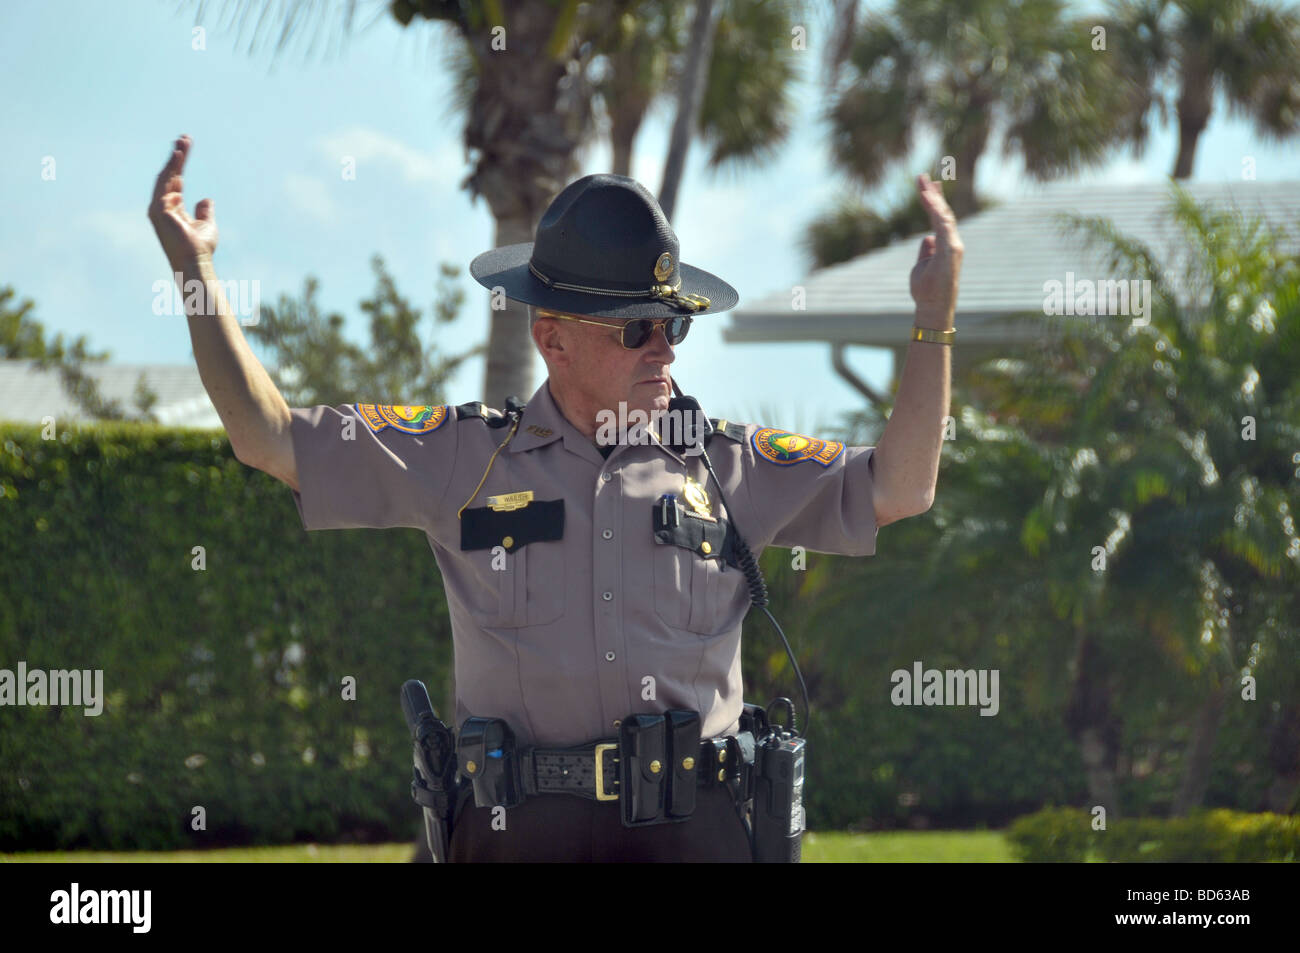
[912,325,955,345]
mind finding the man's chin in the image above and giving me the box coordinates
[635,390,671,415]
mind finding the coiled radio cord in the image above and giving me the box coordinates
[671,386,810,736]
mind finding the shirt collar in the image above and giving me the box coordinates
[507,381,566,453]
[507,379,687,467]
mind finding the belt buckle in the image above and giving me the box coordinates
[594,743,619,801]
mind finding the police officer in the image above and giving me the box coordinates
[150,138,962,862]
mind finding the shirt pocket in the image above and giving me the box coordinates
[653,544,735,635]
[458,499,567,629]
[486,540,567,628]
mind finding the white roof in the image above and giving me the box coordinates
[725,180,1300,346]
[0,360,222,429]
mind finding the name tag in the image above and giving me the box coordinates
[461,499,565,553]
[486,490,534,512]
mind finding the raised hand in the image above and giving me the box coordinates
[908,173,963,321]
[148,135,218,271]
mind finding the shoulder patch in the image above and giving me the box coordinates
[707,418,746,443]
[354,404,449,435]
[751,427,844,467]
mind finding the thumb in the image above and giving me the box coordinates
[195,198,215,221]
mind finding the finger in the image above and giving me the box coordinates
[152,136,190,204]
[195,198,214,221]
[916,235,936,262]
[162,192,192,225]
[917,174,958,247]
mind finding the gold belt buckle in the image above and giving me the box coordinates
[594,743,619,801]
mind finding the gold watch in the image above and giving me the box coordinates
[912,326,955,345]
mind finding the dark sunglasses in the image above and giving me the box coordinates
[539,310,692,349]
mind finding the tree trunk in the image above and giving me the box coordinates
[1172,69,1211,179]
[1066,623,1123,817]
[604,29,655,178]
[481,217,541,407]
[458,1,595,406]
[947,113,989,219]
[1264,702,1300,812]
[1172,116,1207,180]
[1171,676,1231,815]
[610,107,644,177]
[658,0,717,223]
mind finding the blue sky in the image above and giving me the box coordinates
[3,0,1299,434]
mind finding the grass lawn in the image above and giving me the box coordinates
[803,830,1015,862]
[1,830,1015,863]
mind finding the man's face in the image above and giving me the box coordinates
[533,308,676,420]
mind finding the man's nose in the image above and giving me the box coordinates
[643,323,675,362]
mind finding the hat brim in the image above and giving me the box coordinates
[469,242,739,319]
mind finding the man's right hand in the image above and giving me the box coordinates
[145,135,298,491]
[148,135,218,271]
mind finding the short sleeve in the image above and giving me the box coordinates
[738,425,878,556]
[288,403,456,532]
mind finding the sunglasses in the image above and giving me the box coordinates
[538,310,692,349]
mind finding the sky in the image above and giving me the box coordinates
[3,0,1300,435]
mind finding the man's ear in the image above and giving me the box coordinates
[532,314,569,366]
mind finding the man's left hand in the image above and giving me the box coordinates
[908,173,964,324]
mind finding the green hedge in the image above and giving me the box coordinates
[3,420,1287,849]
[0,422,452,850]
[1006,807,1300,862]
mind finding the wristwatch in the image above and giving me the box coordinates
[911,326,955,345]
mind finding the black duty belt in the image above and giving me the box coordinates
[524,734,754,802]
[456,710,761,827]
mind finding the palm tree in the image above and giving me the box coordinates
[533,0,807,224]
[800,180,936,269]
[801,0,1144,271]
[820,0,1135,220]
[597,0,687,178]
[399,0,626,408]
[658,0,718,222]
[1103,0,1300,179]
[207,0,804,407]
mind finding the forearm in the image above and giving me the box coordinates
[873,305,952,515]
[177,254,294,481]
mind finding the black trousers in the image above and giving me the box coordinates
[446,783,754,862]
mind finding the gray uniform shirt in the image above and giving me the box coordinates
[288,379,878,748]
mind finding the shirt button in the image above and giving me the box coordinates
[605,651,616,662]
[602,591,613,601]
[602,529,613,540]
[601,472,612,482]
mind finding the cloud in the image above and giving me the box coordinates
[84,210,160,260]
[282,173,338,224]
[316,127,460,185]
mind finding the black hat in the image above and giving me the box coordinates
[469,173,739,319]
